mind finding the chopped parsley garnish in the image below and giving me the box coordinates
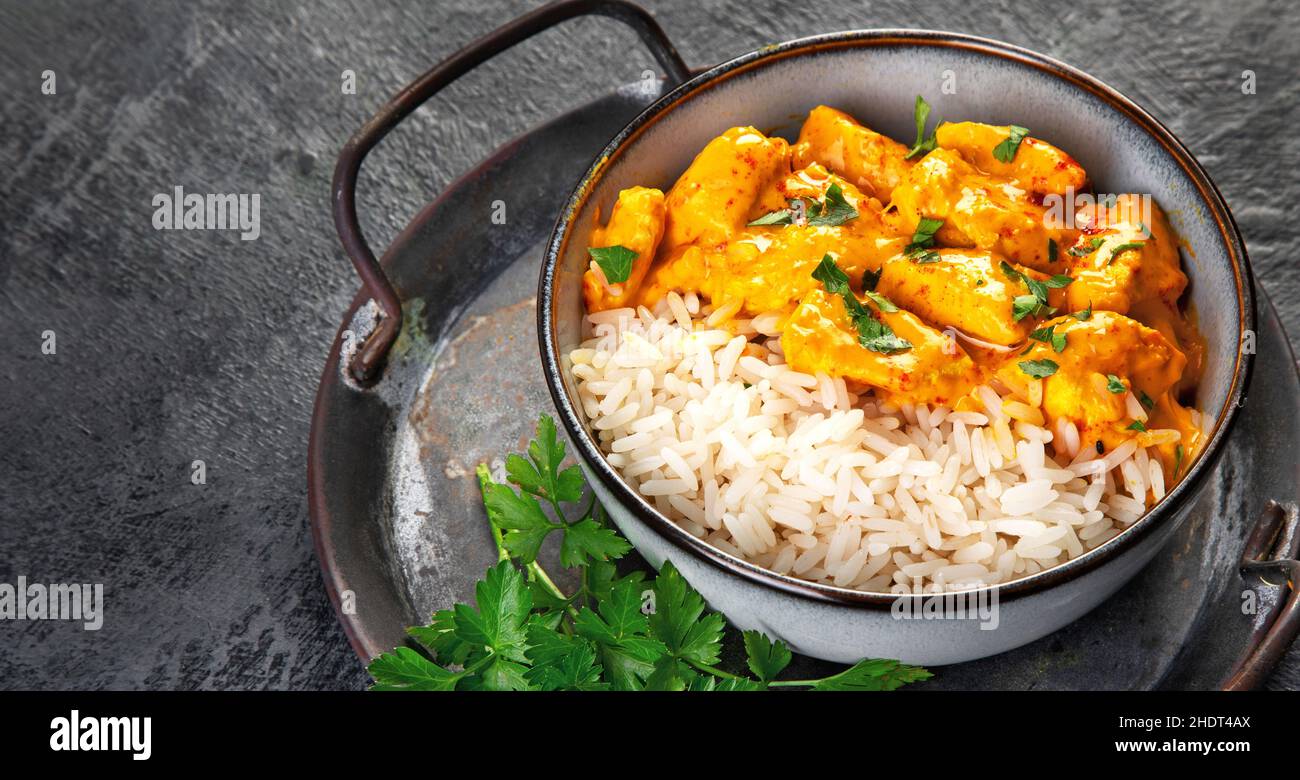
[1174,444,1184,475]
[1138,221,1152,238]
[1105,374,1127,394]
[813,255,912,355]
[1127,420,1148,432]
[1048,238,1059,262]
[1138,390,1155,409]
[587,245,637,284]
[1029,324,1067,353]
[1068,238,1104,257]
[905,217,944,263]
[1018,358,1059,378]
[864,290,899,312]
[1072,302,1093,321]
[747,183,858,228]
[367,415,932,692]
[808,183,858,227]
[904,95,940,160]
[747,209,796,227]
[992,125,1030,163]
[1001,261,1069,321]
[1107,241,1145,265]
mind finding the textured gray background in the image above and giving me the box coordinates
[0,0,1295,690]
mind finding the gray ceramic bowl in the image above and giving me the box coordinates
[538,30,1254,665]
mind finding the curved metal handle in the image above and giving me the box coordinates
[332,0,690,383]
[1221,500,1300,690]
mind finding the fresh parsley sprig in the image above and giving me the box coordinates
[368,415,932,692]
[904,95,940,160]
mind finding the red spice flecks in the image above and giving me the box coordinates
[1080,222,1107,235]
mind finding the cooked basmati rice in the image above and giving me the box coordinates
[569,303,1196,594]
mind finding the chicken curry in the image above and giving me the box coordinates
[581,99,1204,485]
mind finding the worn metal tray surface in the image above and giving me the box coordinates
[310,80,1300,689]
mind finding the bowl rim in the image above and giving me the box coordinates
[538,28,1256,607]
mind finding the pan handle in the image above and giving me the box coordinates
[332,0,690,384]
[1220,500,1300,690]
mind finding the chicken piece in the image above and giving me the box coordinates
[876,249,1049,346]
[1062,194,1198,391]
[935,121,1088,196]
[662,126,790,251]
[783,288,981,406]
[1063,194,1186,313]
[582,186,667,312]
[889,148,1078,272]
[997,310,1186,454]
[637,164,907,315]
[792,105,914,200]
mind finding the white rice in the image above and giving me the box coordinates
[570,307,1194,593]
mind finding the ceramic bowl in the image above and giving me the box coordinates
[538,30,1254,665]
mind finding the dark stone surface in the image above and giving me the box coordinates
[0,0,1295,689]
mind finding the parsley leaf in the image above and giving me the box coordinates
[1138,389,1156,409]
[452,560,532,663]
[743,631,793,682]
[649,561,726,667]
[904,95,939,160]
[864,290,900,312]
[1174,444,1185,475]
[807,182,859,227]
[812,658,934,691]
[992,125,1030,163]
[587,245,637,284]
[1029,324,1067,353]
[1019,358,1059,378]
[747,208,794,227]
[369,647,462,691]
[1127,420,1148,432]
[1068,237,1103,257]
[1108,240,1145,265]
[748,184,857,228]
[1105,374,1127,394]
[905,217,944,262]
[1073,302,1093,321]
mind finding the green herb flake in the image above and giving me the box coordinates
[1048,238,1059,262]
[904,95,939,160]
[1072,302,1093,321]
[992,125,1030,163]
[587,245,638,284]
[864,290,899,312]
[1068,238,1104,258]
[1174,444,1184,475]
[807,182,859,227]
[1138,390,1155,410]
[1108,241,1145,265]
[1105,374,1127,394]
[1127,420,1148,432]
[1018,358,1059,378]
[905,217,944,262]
